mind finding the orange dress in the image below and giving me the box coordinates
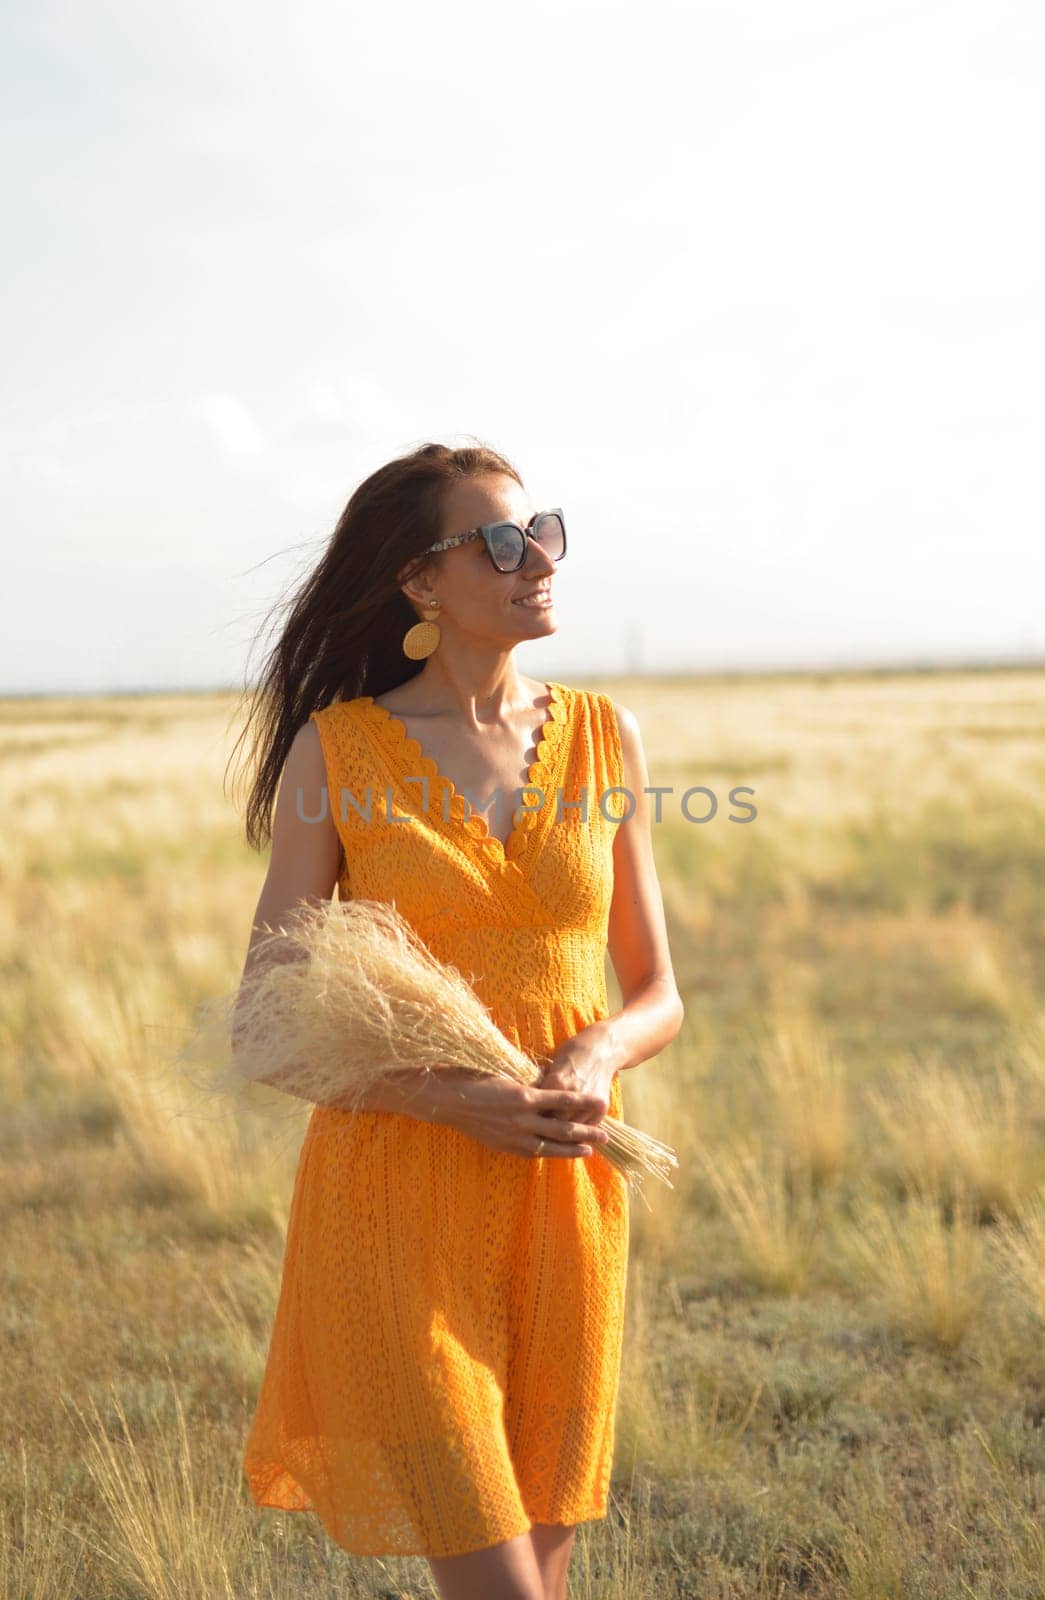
[243,681,631,1559]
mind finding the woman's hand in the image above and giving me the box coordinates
[396,1067,610,1161]
[536,1023,621,1127]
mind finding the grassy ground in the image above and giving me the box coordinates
[1,670,1043,1598]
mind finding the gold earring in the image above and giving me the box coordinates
[402,598,441,660]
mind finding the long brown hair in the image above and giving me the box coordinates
[228,438,524,850]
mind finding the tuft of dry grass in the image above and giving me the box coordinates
[0,1442,84,1600]
[1013,1004,1045,1096]
[689,1136,826,1294]
[838,1178,990,1349]
[990,1190,1045,1324]
[865,1056,1036,1220]
[62,1378,252,1600]
[751,1004,850,1189]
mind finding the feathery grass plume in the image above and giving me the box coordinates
[181,897,679,1194]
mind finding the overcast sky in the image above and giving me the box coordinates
[3,0,1043,694]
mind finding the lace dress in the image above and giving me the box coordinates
[243,681,631,1558]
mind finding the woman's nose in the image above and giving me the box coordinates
[523,536,556,574]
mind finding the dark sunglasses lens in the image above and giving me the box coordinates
[488,523,526,570]
[534,512,565,559]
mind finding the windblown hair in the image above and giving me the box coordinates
[227,437,524,850]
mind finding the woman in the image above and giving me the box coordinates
[234,440,684,1600]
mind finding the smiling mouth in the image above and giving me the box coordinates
[513,589,554,608]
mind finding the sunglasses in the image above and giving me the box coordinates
[419,508,567,574]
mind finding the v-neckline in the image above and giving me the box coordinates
[354,680,571,882]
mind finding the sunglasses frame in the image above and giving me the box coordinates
[418,508,567,574]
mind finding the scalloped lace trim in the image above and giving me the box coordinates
[354,681,571,879]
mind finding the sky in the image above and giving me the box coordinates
[3,0,1043,694]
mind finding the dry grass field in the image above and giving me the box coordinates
[2,669,1043,1598]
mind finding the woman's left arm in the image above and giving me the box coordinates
[538,700,685,1117]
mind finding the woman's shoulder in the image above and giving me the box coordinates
[566,687,643,790]
[560,681,637,732]
[308,695,373,729]
[304,698,376,769]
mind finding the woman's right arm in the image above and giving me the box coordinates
[236,722,443,1118]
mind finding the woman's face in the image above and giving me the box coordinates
[415,472,559,645]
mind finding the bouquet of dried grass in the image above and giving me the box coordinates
[190,897,677,1194]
